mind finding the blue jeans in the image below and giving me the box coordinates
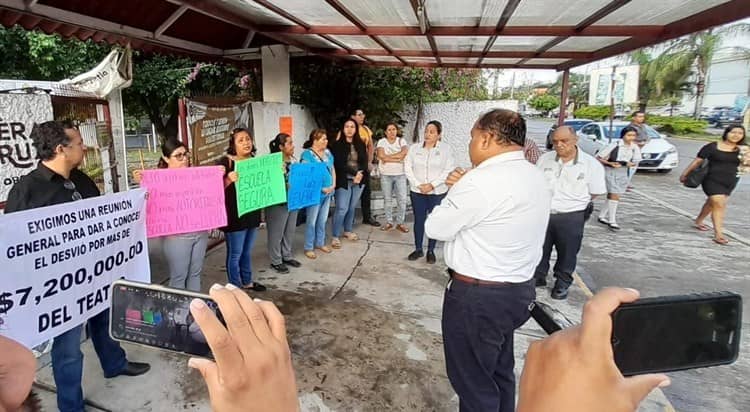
[381,174,408,225]
[304,195,332,250]
[225,228,258,287]
[411,191,445,252]
[333,181,364,237]
[52,309,127,412]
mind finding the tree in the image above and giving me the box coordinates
[548,73,589,111]
[630,49,692,112]
[529,94,560,116]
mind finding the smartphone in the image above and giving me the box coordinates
[109,280,224,358]
[611,292,742,376]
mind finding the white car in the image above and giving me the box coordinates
[576,121,679,173]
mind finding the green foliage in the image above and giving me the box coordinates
[548,73,589,109]
[644,115,708,135]
[0,26,109,81]
[574,105,611,121]
[529,94,559,115]
[290,60,488,138]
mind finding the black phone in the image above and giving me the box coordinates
[611,292,742,376]
[109,280,224,358]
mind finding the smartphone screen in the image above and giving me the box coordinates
[110,281,222,357]
[612,293,742,376]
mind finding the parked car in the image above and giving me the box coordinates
[545,118,594,149]
[576,121,679,173]
[706,109,742,128]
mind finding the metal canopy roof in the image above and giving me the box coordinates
[1,0,749,70]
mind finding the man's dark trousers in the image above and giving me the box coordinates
[534,210,585,286]
[360,171,373,221]
[442,277,535,412]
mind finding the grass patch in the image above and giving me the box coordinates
[668,133,720,142]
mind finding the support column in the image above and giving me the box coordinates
[107,89,128,191]
[557,69,570,126]
[261,45,291,105]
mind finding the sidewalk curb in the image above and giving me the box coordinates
[573,272,677,412]
[631,189,750,247]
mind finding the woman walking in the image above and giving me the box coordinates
[265,133,302,274]
[133,139,208,292]
[404,120,455,264]
[217,128,265,291]
[376,122,410,233]
[330,118,368,249]
[680,125,746,245]
[300,129,336,259]
[596,125,642,230]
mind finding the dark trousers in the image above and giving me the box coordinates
[534,210,585,286]
[360,172,373,221]
[442,277,535,412]
[410,191,445,252]
[52,309,127,412]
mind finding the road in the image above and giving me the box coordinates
[528,119,749,412]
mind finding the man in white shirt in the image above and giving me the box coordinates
[535,127,606,299]
[424,109,550,412]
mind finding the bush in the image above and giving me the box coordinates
[641,115,708,135]
[574,105,611,121]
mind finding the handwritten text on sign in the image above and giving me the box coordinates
[287,162,327,211]
[0,190,151,348]
[235,153,286,216]
[140,166,227,237]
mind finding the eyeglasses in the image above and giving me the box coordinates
[63,180,83,201]
[171,151,190,160]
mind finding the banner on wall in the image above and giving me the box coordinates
[0,190,150,348]
[186,99,253,166]
[0,94,54,205]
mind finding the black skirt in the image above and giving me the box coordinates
[702,176,739,196]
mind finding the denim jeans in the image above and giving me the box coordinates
[381,174,408,225]
[304,195,332,250]
[333,181,364,237]
[411,191,445,252]
[52,309,127,412]
[225,228,258,287]
[162,231,209,292]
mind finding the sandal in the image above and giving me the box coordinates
[713,237,729,245]
[381,223,394,231]
[396,224,410,233]
[694,223,710,232]
[331,238,342,249]
[304,250,317,259]
[343,232,359,241]
[316,245,332,254]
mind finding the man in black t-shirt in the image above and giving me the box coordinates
[5,121,150,412]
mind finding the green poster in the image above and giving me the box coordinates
[235,152,287,216]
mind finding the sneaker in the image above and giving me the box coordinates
[283,259,302,268]
[426,251,436,264]
[597,217,609,225]
[609,223,621,231]
[271,263,290,274]
[242,282,267,292]
[550,280,569,300]
[408,250,424,261]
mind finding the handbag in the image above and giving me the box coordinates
[684,159,709,188]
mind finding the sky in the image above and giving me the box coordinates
[486,17,750,92]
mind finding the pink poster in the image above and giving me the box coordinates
[140,166,227,238]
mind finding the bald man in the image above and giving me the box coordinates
[534,126,606,299]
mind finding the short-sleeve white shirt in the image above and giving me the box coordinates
[537,149,607,213]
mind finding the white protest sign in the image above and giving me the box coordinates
[0,94,54,204]
[0,189,150,348]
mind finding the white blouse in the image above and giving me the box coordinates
[404,142,455,195]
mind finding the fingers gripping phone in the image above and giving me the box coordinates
[109,280,224,358]
[530,292,742,375]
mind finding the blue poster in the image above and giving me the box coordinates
[287,162,326,211]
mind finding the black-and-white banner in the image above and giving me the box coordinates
[0,94,53,204]
[0,190,150,348]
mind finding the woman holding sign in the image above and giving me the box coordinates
[330,119,369,249]
[300,129,336,259]
[132,139,209,292]
[217,128,266,291]
[265,133,302,274]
